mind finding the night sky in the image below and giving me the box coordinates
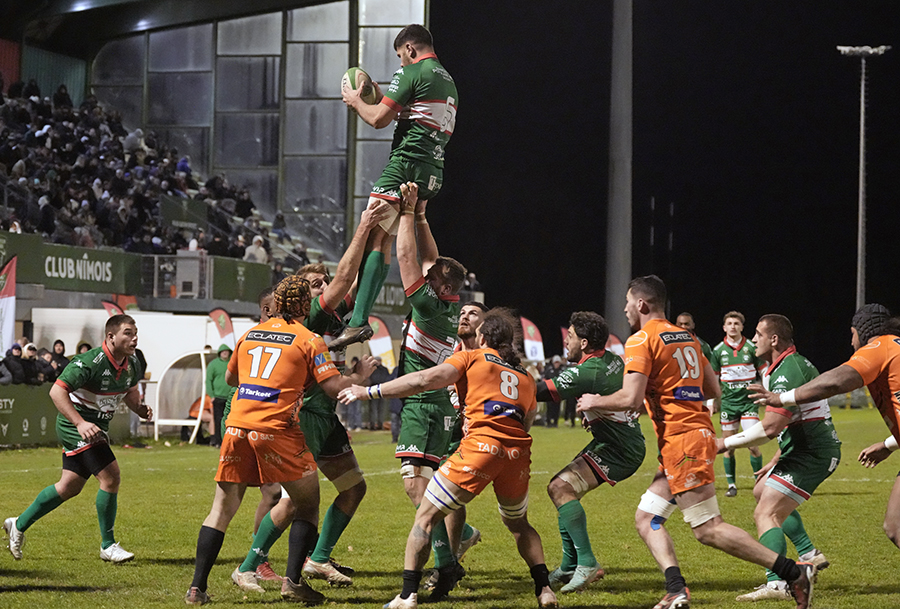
[428,1,900,369]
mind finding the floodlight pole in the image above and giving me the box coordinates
[837,45,891,310]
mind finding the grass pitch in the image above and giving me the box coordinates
[1,407,898,608]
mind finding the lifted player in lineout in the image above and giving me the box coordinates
[334,23,458,349]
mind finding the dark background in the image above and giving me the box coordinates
[429,1,900,369]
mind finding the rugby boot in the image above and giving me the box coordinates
[328,324,373,350]
[560,563,605,593]
[653,587,690,609]
[788,563,815,609]
[736,581,792,601]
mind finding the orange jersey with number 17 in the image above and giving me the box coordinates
[624,318,713,439]
[226,317,340,432]
[843,334,900,443]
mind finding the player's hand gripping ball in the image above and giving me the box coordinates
[341,67,377,104]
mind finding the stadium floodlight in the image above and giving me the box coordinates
[837,45,891,309]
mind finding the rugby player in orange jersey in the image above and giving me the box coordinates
[184,276,375,607]
[338,309,558,609]
[576,275,814,609]
[750,303,900,552]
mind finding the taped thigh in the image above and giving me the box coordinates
[329,466,365,492]
[424,472,467,514]
[556,469,591,499]
[498,494,529,520]
[681,495,721,528]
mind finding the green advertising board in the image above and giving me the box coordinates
[0,383,131,447]
[0,232,143,294]
[160,194,208,231]
[210,256,270,301]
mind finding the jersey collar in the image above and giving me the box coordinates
[764,345,797,377]
[578,350,605,364]
[413,52,438,64]
[723,336,746,353]
[102,341,129,374]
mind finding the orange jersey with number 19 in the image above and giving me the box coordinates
[443,348,536,444]
[226,317,340,432]
[624,318,713,440]
[843,334,900,443]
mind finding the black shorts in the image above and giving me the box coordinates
[62,443,116,479]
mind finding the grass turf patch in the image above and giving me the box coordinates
[1,407,898,607]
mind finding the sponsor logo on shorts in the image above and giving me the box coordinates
[238,384,281,403]
[659,331,694,345]
[685,472,699,488]
[476,441,521,460]
[462,465,491,481]
[220,454,242,462]
[673,386,704,401]
[247,330,295,345]
[262,452,283,465]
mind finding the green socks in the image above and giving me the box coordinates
[760,527,787,582]
[750,455,764,476]
[96,489,118,549]
[348,251,386,328]
[432,520,455,568]
[783,510,815,557]
[557,514,577,571]
[723,455,736,486]
[17,485,64,532]
[240,512,286,572]
[310,504,352,563]
[461,523,476,544]
[557,500,597,567]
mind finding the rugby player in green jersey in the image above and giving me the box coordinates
[4,315,149,563]
[334,24,458,349]
[230,200,389,591]
[541,312,645,593]
[716,314,836,601]
[711,311,765,496]
[392,181,466,601]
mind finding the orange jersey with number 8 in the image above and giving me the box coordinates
[226,318,339,432]
[443,348,536,443]
[624,318,713,439]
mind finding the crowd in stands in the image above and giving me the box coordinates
[0,77,311,268]
[0,336,71,385]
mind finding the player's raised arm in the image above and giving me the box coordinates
[337,363,461,404]
[413,199,439,273]
[749,364,863,408]
[321,199,391,311]
[397,182,423,290]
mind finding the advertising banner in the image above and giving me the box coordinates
[210,257,270,302]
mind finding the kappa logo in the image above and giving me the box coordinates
[75,360,84,367]
[102,369,112,377]
[774,375,788,384]
[406,444,420,454]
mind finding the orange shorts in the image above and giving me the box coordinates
[658,427,716,495]
[216,426,317,486]
[438,435,531,499]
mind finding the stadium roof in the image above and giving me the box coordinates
[0,0,324,58]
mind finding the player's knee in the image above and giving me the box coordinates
[498,495,528,521]
[331,466,366,493]
[548,470,588,503]
[400,457,434,480]
[636,490,677,532]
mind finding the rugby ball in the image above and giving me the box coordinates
[341,67,377,105]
